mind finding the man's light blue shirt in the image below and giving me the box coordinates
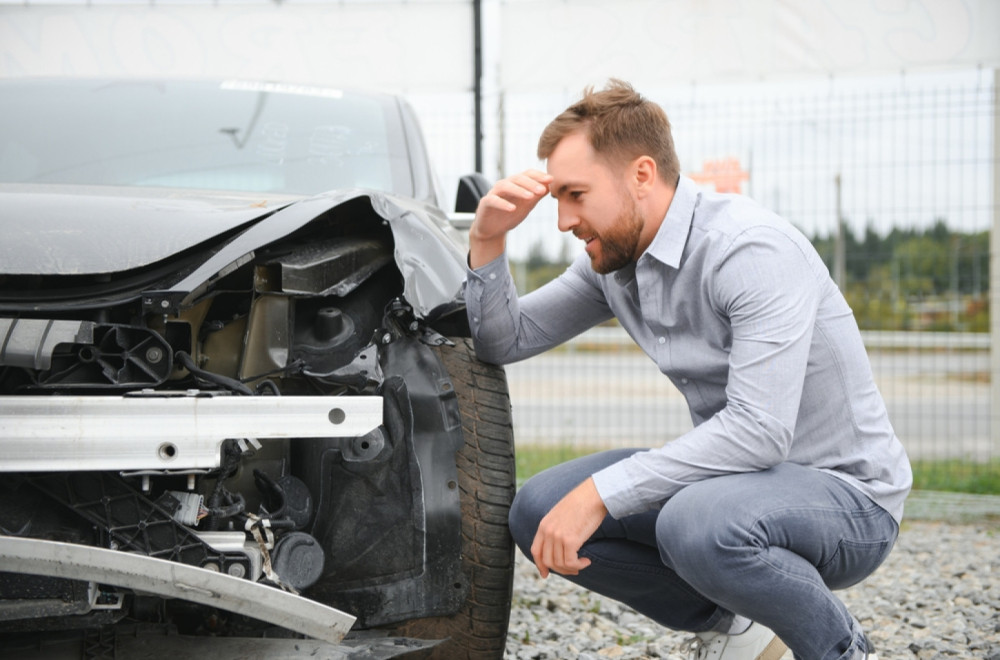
[465,176,911,523]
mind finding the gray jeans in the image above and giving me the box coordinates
[508,449,899,660]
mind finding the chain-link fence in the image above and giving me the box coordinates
[417,69,998,492]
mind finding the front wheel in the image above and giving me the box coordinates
[390,338,516,659]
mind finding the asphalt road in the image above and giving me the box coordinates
[503,349,995,460]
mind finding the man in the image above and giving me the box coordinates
[463,80,910,660]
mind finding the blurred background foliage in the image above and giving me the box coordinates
[512,221,990,333]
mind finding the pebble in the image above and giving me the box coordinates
[504,520,1000,659]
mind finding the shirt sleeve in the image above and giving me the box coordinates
[592,226,825,518]
[464,251,615,365]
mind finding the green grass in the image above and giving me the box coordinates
[910,459,1000,494]
[516,445,1000,495]
[516,445,595,486]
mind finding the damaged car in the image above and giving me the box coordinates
[0,78,514,659]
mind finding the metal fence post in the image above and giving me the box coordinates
[992,68,1000,459]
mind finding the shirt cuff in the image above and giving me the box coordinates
[465,251,508,281]
[591,460,643,520]
[464,251,509,334]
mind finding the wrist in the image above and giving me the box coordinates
[468,219,503,245]
[578,478,608,518]
[468,228,506,270]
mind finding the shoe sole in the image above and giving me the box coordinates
[757,636,788,660]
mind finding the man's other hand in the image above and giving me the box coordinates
[530,477,608,578]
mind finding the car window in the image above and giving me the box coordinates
[0,80,414,198]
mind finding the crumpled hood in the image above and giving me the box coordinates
[0,183,470,321]
[0,184,291,275]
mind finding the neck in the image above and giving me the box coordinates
[635,181,676,257]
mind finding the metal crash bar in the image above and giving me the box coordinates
[0,394,382,471]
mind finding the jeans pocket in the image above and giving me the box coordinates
[817,537,892,590]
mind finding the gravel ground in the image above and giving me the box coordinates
[504,518,1000,660]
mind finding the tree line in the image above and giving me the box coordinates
[512,219,989,332]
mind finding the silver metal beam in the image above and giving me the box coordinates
[0,535,356,645]
[114,632,440,660]
[0,394,382,471]
[1,630,439,660]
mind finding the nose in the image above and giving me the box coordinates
[556,203,578,233]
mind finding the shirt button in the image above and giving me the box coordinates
[681,378,689,384]
[489,273,497,280]
[473,317,479,323]
[657,337,665,344]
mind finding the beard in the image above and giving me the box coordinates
[587,192,644,275]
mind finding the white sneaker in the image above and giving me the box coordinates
[855,629,879,659]
[683,621,787,660]
[861,636,879,660]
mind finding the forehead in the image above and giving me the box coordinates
[546,131,613,192]
[546,131,594,170]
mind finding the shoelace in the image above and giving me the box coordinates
[680,635,709,660]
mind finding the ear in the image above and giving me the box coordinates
[631,156,657,197]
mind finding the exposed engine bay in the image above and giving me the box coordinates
[0,189,514,658]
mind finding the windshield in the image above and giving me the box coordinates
[0,79,414,197]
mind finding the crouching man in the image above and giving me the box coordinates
[464,80,910,660]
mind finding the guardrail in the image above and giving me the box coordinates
[563,327,990,351]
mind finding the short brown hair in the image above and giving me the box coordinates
[537,79,680,186]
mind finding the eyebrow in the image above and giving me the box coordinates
[551,182,586,198]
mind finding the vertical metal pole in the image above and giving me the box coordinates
[991,68,1000,457]
[497,89,506,178]
[473,0,484,173]
[834,173,846,290]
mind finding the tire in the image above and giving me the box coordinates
[389,337,516,659]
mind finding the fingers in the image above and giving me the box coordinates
[477,189,519,214]
[480,171,551,214]
[531,526,592,578]
[531,535,593,578]
[507,169,553,198]
[528,478,607,578]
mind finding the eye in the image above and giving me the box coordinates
[569,190,583,200]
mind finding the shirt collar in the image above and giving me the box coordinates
[641,175,699,270]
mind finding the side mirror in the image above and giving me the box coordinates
[454,173,491,213]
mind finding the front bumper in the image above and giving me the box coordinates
[0,535,356,643]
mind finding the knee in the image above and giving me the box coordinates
[508,478,549,557]
[655,486,755,576]
[508,448,642,557]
